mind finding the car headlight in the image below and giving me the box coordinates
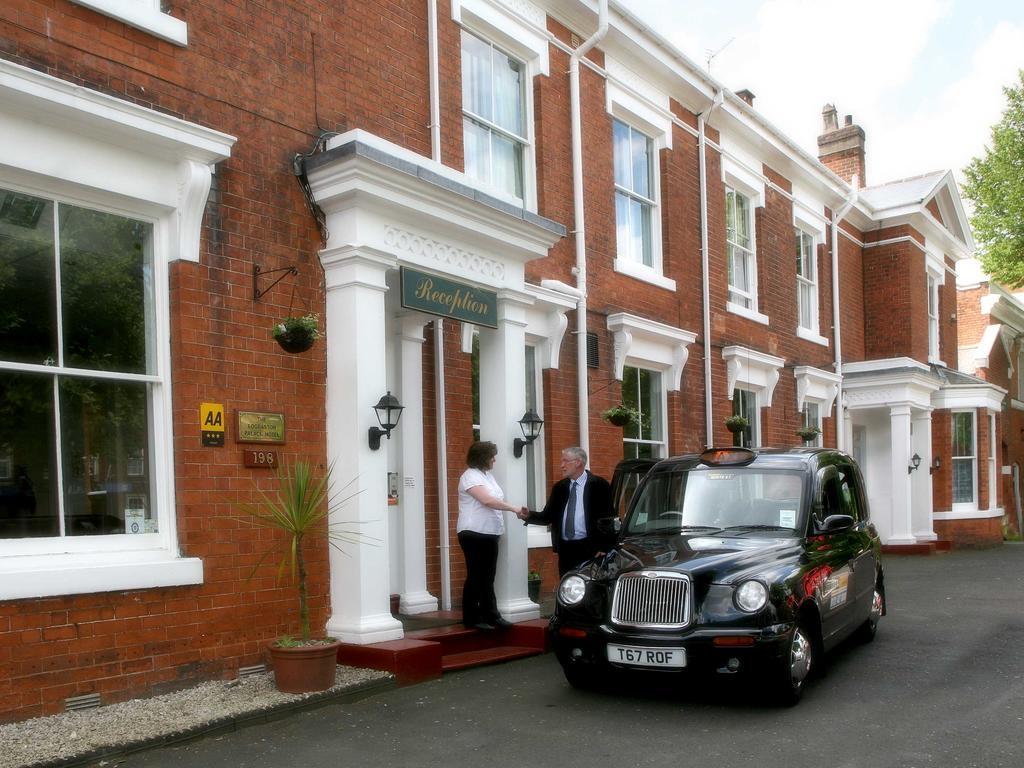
[558,574,587,605]
[734,580,768,612]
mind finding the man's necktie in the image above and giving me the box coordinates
[564,481,577,540]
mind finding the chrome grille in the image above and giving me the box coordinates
[610,571,691,629]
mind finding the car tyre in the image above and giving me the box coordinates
[855,584,885,644]
[562,663,600,691]
[770,623,814,706]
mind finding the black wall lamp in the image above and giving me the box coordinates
[368,392,404,450]
[513,409,544,458]
[908,453,922,474]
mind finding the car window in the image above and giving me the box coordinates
[818,467,859,522]
[625,467,803,534]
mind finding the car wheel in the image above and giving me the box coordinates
[855,584,885,643]
[562,664,600,691]
[771,623,814,706]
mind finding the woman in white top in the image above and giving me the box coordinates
[457,440,525,630]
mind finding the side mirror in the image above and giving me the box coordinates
[817,514,855,534]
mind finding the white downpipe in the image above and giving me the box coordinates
[434,319,452,609]
[569,0,608,456]
[831,175,858,451]
[427,0,441,162]
[698,90,724,448]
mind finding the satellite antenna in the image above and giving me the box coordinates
[705,37,735,74]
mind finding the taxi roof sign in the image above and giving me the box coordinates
[700,447,756,466]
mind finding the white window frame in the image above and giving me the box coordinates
[732,387,760,448]
[721,152,766,325]
[0,60,233,599]
[455,0,544,212]
[951,410,977,512]
[605,71,674,292]
[927,272,940,362]
[69,0,187,46]
[795,225,827,346]
[621,365,667,460]
[726,186,757,310]
[613,120,657,268]
[988,412,997,512]
[801,402,823,447]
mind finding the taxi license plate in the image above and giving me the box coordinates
[607,644,686,668]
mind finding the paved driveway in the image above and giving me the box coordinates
[117,545,1024,768]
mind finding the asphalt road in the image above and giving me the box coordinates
[116,545,1024,768]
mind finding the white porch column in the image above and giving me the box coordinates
[478,293,539,622]
[887,404,916,544]
[395,314,438,614]
[911,409,936,542]
[322,247,404,644]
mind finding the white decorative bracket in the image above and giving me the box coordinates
[722,346,785,405]
[794,365,841,414]
[607,313,697,392]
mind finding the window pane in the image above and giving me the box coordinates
[491,132,524,199]
[461,32,492,121]
[59,204,153,374]
[631,130,650,198]
[464,118,488,184]
[641,369,662,441]
[734,193,750,245]
[952,459,974,503]
[613,120,631,188]
[622,366,639,439]
[799,282,812,327]
[615,191,630,261]
[0,371,58,539]
[952,413,973,456]
[60,378,154,536]
[0,190,57,365]
[491,48,523,136]
[725,190,736,240]
[638,200,652,266]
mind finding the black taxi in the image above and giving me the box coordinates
[551,447,885,705]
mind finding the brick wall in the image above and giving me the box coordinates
[862,227,928,362]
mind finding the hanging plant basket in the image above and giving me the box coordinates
[602,405,639,428]
[796,426,821,444]
[724,415,749,434]
[273,314,321,354]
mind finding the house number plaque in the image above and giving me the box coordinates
[243,449,279,468]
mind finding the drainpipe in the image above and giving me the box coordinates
[569,0,608,456]
[831,175,858,451]
[427,0,441,162]
[698,90,724,448]
[434,319,451,610]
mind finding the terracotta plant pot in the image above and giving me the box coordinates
[268,640,341,693]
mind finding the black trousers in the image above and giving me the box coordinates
[457,530,501,625]
[557,537,601,576]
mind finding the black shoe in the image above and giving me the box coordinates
[471,622,496,631]
[493,618,513,629]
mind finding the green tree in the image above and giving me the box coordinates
[963,70,1024,287]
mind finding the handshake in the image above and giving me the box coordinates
[514,507,530,521]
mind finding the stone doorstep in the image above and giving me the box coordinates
[335,618,551,685]
[881,540,952,555]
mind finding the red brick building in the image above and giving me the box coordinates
[956,259,1024,540]
[0,0,995,722]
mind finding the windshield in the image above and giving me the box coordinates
[624,467,805,536]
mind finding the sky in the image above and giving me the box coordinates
[621,0,1024,190]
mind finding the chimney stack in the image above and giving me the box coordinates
[817,103,865,187]
[735,89,755,107]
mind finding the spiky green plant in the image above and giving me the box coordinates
[236,460,366,643]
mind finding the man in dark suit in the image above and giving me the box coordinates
[518,447,616,575]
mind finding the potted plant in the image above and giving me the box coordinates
[235,459,358,693]
[601,404,639,427]
[272,313,321,354]
[724,415,749,446]
[796,425,821,444]
[527,570,542,603]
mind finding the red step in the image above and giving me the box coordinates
[441,645,542,672]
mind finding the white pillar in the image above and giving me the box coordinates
[321,247,404,644]
[911,409,936,541]
[887,404,916,545]
[478,293,539,622]
[395,313,438,614]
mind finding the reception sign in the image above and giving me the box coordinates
[400,267,497,328]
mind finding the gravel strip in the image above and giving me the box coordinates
[1,666,392,768]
